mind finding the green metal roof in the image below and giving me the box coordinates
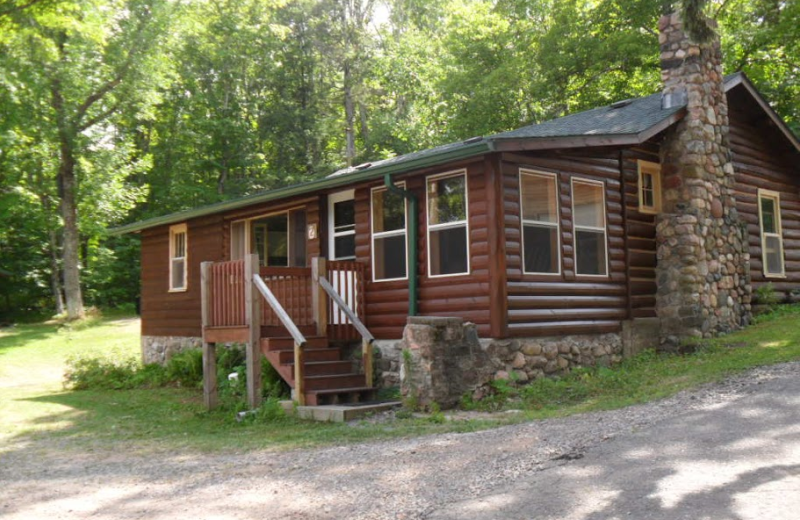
[111,139,494,234]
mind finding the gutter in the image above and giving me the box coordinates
[383,174,418,317]
[110,140,493,235]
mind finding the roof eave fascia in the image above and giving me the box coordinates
[725,73,800,154]
[110,141,494,235]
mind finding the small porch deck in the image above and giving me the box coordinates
[200,255,376,408]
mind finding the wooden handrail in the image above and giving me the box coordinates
[253,273,308,405]
[253,274,307,347]
[319,276,374,342]
[318,274,374,387]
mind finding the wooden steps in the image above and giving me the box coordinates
[261,334,376,406]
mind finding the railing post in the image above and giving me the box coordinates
[201,261,218,409]
[312,257,328,337]
[362,338,373,388]
[245,254,262,409]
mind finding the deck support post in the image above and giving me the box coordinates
[312,257,328,337]
[294,341,305,405]
[362,338,373,388]
[201,261,218,409]
[245,254,262,409]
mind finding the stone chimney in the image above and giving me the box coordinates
[654,11,751,343]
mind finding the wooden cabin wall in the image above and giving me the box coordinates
[140,214,225,338]
[357,160,493,339]
[729,109,800,297]
[501,150,629,337]
[621,145,660,319]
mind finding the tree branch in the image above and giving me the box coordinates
[77,100,121,132]
[73,7,152,127]
[73,75,123,126]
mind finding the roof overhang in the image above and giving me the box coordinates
[491,108,686,152]
[111,140,494,235]
[724,73,800,153]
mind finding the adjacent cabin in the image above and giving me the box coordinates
[117,13,800,407]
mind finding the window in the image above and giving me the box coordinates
[758,189,785,277]
[230,209,307,267]
[519,170,560,275]
[169,223,188,291]
[371,184,408,281]
[638,160,661,213]
[427,171,469,277]
[329,191,356,260]
[572,179,608,276]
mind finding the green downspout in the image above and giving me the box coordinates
[384,174,418,316]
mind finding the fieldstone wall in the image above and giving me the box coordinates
[141,335,202,365]
[373,339,403,388]
[655,11,751,343]
[397,317,626,409]
[399,317,494,409]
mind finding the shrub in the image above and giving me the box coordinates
[164,349,204,388]
[755,282,781,310]
[64,356,140,390]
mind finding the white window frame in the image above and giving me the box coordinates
[571,178,609,278]
[426,169,470,279]
[637,160,662,214]
[230,206,306,266]
[370,183,409,283]
[328,189,356,260]
[168,223,188,292]
[758,188,785,278]
[519,169,561,276]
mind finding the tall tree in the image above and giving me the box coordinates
[1,0,174,319]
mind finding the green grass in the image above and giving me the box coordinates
[1,306,800,456]
[471,305,800,418]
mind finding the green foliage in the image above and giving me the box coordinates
[64,344,287,408]
[64,355,142,390]
[2,0,799,318]
[755,282,781,311]
[427,402,446,423]
[680,0,715,43]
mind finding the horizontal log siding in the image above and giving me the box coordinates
[730,110,800,297]
[141,214,225,337]
[502,150,629,337]
[621,145,660,318]
[358,160,492,339]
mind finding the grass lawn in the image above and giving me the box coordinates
[1,306,799,455]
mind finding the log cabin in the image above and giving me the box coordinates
[116,12,800,407]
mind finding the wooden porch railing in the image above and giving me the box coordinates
[260,266,314,328]
[317,272,374,387]
[202,255,372,408]
[327,260,366,342]
[208,259,247,327]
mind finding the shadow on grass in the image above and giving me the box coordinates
[0,324,59,353]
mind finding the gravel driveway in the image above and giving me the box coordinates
[2,362,798,520]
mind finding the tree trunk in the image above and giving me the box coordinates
[358,100,369,154]
[344,60,356,166]
[48,227,65,315]
[58,142,84,320]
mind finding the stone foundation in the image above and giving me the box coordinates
[141,335,202,365]
[394,317,638,410]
